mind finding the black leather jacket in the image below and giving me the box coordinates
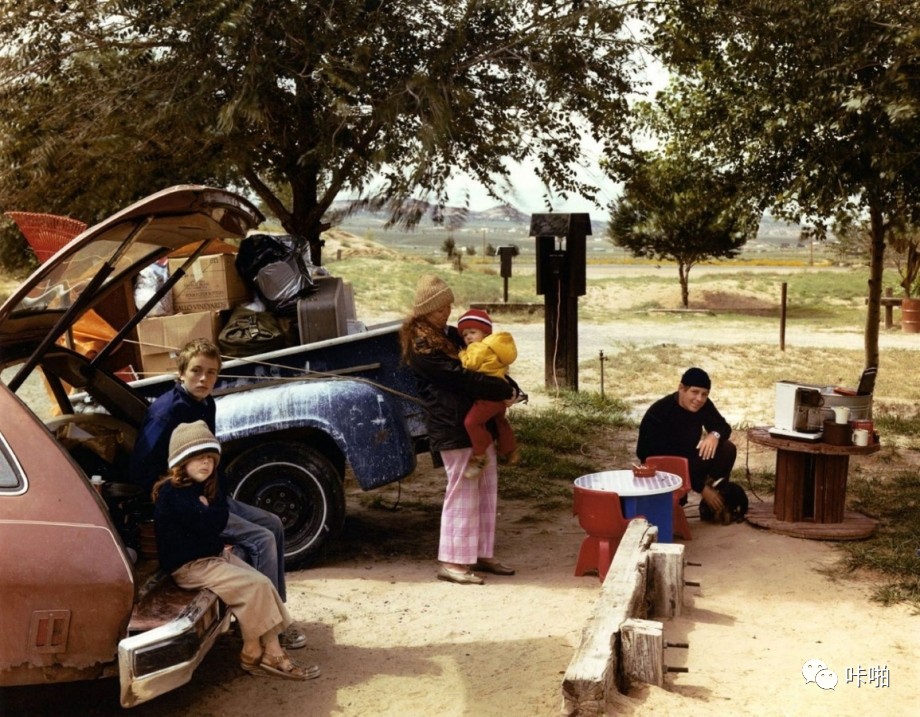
[407,325,515,452]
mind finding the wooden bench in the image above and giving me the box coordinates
[561,519,687,716]
[865,288,903,329]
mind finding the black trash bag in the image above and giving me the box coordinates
[236,233,317,314]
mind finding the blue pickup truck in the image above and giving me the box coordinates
[0,186,424,706]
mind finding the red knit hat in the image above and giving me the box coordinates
[457,308,493,336]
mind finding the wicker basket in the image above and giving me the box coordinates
[4,211,87,263]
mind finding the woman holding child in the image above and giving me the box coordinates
[399,274,519,585]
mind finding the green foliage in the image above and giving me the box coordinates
[0,0,641,269]
[648,0,920,366]
[839,471,920,610]
[499,391,631,505]
[0,222,37,274]
[608,149,759,306]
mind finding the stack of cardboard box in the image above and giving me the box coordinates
[135,255,249,375]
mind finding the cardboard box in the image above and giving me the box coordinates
[170,254,249,312]
[136,311,219,376]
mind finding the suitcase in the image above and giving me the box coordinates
[297,277,355,344]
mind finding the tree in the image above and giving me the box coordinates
[887,222,920,300]
[648,0,920,368]
[0,1,639,267]
[608,150,758,307]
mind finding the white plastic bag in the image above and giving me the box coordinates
[134,259,173,316]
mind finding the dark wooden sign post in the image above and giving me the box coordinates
[498,245,515,303]
[530,213,590,391]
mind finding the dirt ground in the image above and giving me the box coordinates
[6,449,917,717]
[4,268,920,717]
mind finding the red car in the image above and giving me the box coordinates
[0,186,262,707]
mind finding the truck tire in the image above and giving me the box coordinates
[225,441,346,568]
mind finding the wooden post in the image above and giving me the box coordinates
[531,214,590,392]
[780,282,787,351]
[620,619,664,687]
[647,543,686,618]
[884,286,894,329]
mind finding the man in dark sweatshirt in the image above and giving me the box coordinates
[636,367,736,516]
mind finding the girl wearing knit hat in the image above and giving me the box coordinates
[399,275,518,585]
[456,308,522,479]
[152,421,320,681]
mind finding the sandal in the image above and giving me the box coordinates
[240,651,266,676]
[259,651,321,681]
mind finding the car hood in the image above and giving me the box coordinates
[0,185,263,360]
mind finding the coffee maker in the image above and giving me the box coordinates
[770,381,825,440]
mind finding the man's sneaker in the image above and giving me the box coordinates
[464,454,487,479]
[280,626,307,650]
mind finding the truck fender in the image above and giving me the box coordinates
[214,379,416,490]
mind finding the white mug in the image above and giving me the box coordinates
[852,428,870,447]
[833,406,851,424]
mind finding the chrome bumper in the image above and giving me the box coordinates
[118,588,231,708]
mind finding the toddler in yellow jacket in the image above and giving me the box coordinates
[457,308,521,478]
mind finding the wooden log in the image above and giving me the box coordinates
[561,519,657,716]
[647,543,685,618]
[620,618,664,687]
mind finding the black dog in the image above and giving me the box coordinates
[699,477,749,524]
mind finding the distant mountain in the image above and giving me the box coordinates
[474,204,530,223]
[326,198,530,226]
[755,215,804,245]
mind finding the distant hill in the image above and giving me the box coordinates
[326,198,530,227]
[325,198,803,257]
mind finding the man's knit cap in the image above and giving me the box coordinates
[680,367,711,390]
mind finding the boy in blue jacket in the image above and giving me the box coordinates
[131,338,305,649]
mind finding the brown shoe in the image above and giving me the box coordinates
[474,558,515,575]
[504,448,522,465]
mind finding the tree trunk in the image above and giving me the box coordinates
[865,204,885,370]
[678,262,690,308]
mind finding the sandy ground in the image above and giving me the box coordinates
[7,454,916,717]
[4,268,920,716]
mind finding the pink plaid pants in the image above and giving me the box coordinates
[437,445,497,565]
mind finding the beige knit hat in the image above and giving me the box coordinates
[168,420,221,470]
[413,274,454,317]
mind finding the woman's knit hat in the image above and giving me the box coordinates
[457,308,493,336]
[413,274,454,317]
[168,420,221,470]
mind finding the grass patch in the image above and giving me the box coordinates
[499,391,631,507]
[838,471,920,611]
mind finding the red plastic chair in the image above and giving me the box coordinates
[645,455,693,540]
[572,485,632,581]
